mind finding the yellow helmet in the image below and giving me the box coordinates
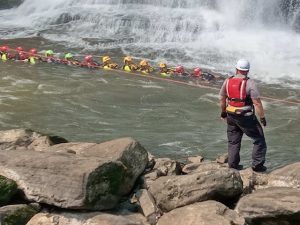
[140,59,148,66]
[159,63,167,68]
[124,56,132,63]
[102,56,111,63]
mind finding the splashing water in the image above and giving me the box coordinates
[0,0,300,85]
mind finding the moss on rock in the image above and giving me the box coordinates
[0,176,18,205]
[1,205,38,225]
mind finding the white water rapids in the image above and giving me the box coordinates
[0,0,300,84]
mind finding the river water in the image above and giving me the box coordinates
[0,0,300,170]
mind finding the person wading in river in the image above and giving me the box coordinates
[219,59,267,172]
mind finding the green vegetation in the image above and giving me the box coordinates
[0,176,18,205]
[2,206,38,225]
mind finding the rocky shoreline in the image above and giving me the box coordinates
[0,129,299,225]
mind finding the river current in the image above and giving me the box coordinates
[0,0,300,170]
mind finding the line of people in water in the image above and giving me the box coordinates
[0,45,216,81]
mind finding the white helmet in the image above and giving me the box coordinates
[236,59,250,71]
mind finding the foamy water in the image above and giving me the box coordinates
[0,0,300,85]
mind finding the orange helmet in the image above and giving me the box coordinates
[123,56,132,63]
[139,59,148,66]
[159,63,167,68]
[102,56,111,63]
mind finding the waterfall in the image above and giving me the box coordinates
[1,0,300,83]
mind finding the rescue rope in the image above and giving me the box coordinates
[2,48,300,106]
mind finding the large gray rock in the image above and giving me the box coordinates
[0,129,67,151]
[157,200,245,225]
[268,162,300,189]
[47,137,149,195]
[235,187,300,225]
[0,204,39,225]
[0,138,147,210]
[149,167,243,212]
[27,212,150,225]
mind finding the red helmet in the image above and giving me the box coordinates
[16,46,24,52]
[29,48,37,55]
[1,45,9,52]
[84,55,93,62]
[193,67,202,77]
[175,65,184,73]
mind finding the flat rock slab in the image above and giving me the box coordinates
[235,187,300,225]
[27,212,150,225]
[157,200,245,225]
[149,167,243,212]
[268,162,300,189]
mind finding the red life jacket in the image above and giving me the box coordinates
[226,77,249,107]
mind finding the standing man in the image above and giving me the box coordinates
[219,59,267,172]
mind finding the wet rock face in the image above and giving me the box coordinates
[235,187,300,225]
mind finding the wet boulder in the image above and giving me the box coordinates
[235,187,300,225]
[157,200,245,225]
[149,167,243,212]
[0,0,23,9]
[0,175,18,205]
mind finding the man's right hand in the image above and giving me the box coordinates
[221,112,227,120]
[260,117,267,127]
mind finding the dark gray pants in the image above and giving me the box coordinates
[227,114,267,168]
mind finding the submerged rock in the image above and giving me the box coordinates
[0,204,39,225]
[0,175,18,205]
[157,200,245,225]
[149,167,243,212]
[235,187,300,225]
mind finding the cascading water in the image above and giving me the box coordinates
[1,0,300,84]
